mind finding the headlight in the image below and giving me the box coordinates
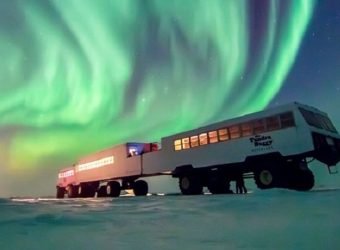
[326,137,335,146]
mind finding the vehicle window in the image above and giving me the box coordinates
[218,128,229,141]
[174,139,182,151]
[299,108,322,129]
[199,133,208,145]
[280,112,295,128]
[190,135,199,147]
[229,125,240,139]
[315,113,338,133]
[208,131,218,143]
[241,123,253,137]
[322,116,337,132]
[253,119,266,134]
[182,137,190,149]
[266,116,280,131]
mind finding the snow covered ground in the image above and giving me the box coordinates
[0,188,339,250]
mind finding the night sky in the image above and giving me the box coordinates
[0,0,339,197]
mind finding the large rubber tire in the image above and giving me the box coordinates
[254,168,276,189]
[87,186,96,197]
[133,180,148,196]
[97,186,107,197]
[67,185,78,198]
[56,187,65,199]
[106,181,121,197]
[179,176,203,195]
[289,169,315,191]
[80,184,96,198]
[207,176,233,194]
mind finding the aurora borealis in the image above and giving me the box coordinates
[1,0,339,196]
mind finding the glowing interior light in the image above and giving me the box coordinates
[58,169,75,179]
[77,156,114,172]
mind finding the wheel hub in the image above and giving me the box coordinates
[259,170,273,186]
[181,177,190,190]
[106,185,111,195]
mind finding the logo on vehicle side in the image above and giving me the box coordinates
[249,135,273,152]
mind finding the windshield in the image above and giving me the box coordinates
[299,108,338,133]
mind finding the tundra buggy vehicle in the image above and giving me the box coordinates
[56,102,340,198]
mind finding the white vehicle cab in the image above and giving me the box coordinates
[143,102,340,194]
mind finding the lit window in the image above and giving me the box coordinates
[218,128,229,141]
[208,131,218,143]
[280,112,295,128]
[266,116,280,131]
[190,135,199,147]
[253,119,266,134]
[199,133,208,145]
[229,125,240,139]
[174,140,182,151]
[241,123,253,137]
[182,137,190,149]
[129,148,138,156]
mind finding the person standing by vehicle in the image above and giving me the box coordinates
[236,175,247,194]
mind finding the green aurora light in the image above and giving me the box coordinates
[0,0,315,170]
